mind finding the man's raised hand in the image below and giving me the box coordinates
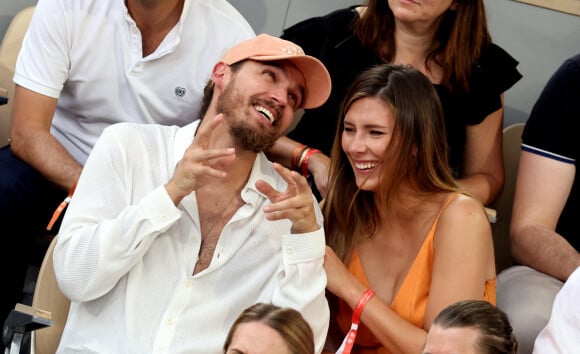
[165,114,235,204]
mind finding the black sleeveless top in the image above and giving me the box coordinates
[282,7,522,177]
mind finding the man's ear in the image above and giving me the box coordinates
[212,62,229,90]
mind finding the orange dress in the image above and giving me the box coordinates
[335,194,496,354]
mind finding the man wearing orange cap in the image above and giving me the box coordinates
[52,34,331,354]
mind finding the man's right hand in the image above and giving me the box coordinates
[164,114,236,205]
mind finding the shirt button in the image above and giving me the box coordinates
[166,318,173,326]
[286,246,294,254]
[160,215,168,222]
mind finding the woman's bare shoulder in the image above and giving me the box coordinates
[442,193,488,220]
[434,193,491,241]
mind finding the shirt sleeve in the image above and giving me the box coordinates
[522,55,580,163]
[274,203,329,354]
[13,0,70,98]
[533,266,580,352]
[463,43,523,125]
[53,123,182,302]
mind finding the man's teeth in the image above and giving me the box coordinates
[355,162,377,170]
[255,105,274,123]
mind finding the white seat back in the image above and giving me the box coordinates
[0,6,35,147]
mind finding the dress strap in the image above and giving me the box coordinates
[430,193,462,232]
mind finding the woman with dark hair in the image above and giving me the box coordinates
[268,0,521,205]
[224,303,315,354]
[424,300,518,354]
[322,64,496,353]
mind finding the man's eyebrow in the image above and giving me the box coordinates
[261,61,306,106]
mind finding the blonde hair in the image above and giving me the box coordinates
[223,303,314,354]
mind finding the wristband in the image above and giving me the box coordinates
[47,180,78,231]
[300,148,321,177]
[291,144,308,171]
[336,289,375,354]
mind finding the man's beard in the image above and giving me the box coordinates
[216,79,281,153]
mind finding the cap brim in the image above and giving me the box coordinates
[249,55,331,109]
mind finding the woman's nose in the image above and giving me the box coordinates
[347,134,367,154]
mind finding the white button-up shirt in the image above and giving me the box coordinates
[54,121,329,353]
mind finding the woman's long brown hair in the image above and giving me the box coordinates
[323,64,460,265]
[354,0,491,92]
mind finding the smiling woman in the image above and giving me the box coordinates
[321,63,496,354]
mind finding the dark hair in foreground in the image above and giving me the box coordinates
[223,303,315,354]
[323,63,460,264]
[432,300,518,354]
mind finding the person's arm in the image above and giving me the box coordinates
[427,195,495,323]
[266,135,330,198]
[53,123,184,302]
[510,151,580,281]
[256,162,329,353]
[324,196,494,354]
[458,96,505,205]
[10,85,81,191]
[324,246,427,354]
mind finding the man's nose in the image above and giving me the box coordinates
[269,87,288,107]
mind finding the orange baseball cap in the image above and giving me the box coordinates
[221,34,332,109]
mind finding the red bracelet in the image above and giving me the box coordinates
[353,289,375,322]
[291,144,308,171]
[337,289,375,354]
[300,148,321,177]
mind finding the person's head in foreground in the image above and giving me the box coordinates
[197,33,331,153]
[423,300,518,354]
[223,303,315,354]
